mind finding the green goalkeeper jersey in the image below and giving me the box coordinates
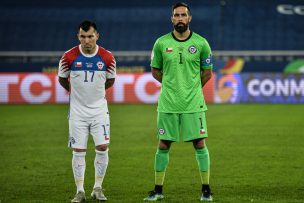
[151,32,213,113]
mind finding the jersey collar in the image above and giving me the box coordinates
[171,31,192,42]
[78,44,99,58]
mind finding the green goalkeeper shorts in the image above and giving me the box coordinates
[157,111,208,142]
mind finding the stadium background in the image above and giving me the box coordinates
[1,0,304,104]
[0,1,304,203]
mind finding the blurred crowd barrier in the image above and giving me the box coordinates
[1,50,304,73]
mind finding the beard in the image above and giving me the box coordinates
[174,22,189,34]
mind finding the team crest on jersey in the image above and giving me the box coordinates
[97,61,104,70]
[188,45,197,54]
[158,128,165,135]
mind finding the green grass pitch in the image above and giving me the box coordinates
[0,104,303,203]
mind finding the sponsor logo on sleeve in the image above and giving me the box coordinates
[202,55,212,66]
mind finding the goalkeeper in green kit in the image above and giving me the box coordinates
[144,2,213,202]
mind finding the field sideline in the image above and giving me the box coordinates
[0,104,303,203]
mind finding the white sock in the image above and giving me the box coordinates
[72,151,86,193]
[94,149,109,189]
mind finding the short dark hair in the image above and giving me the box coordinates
[172,2,191,15]
[78,20,97,32]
